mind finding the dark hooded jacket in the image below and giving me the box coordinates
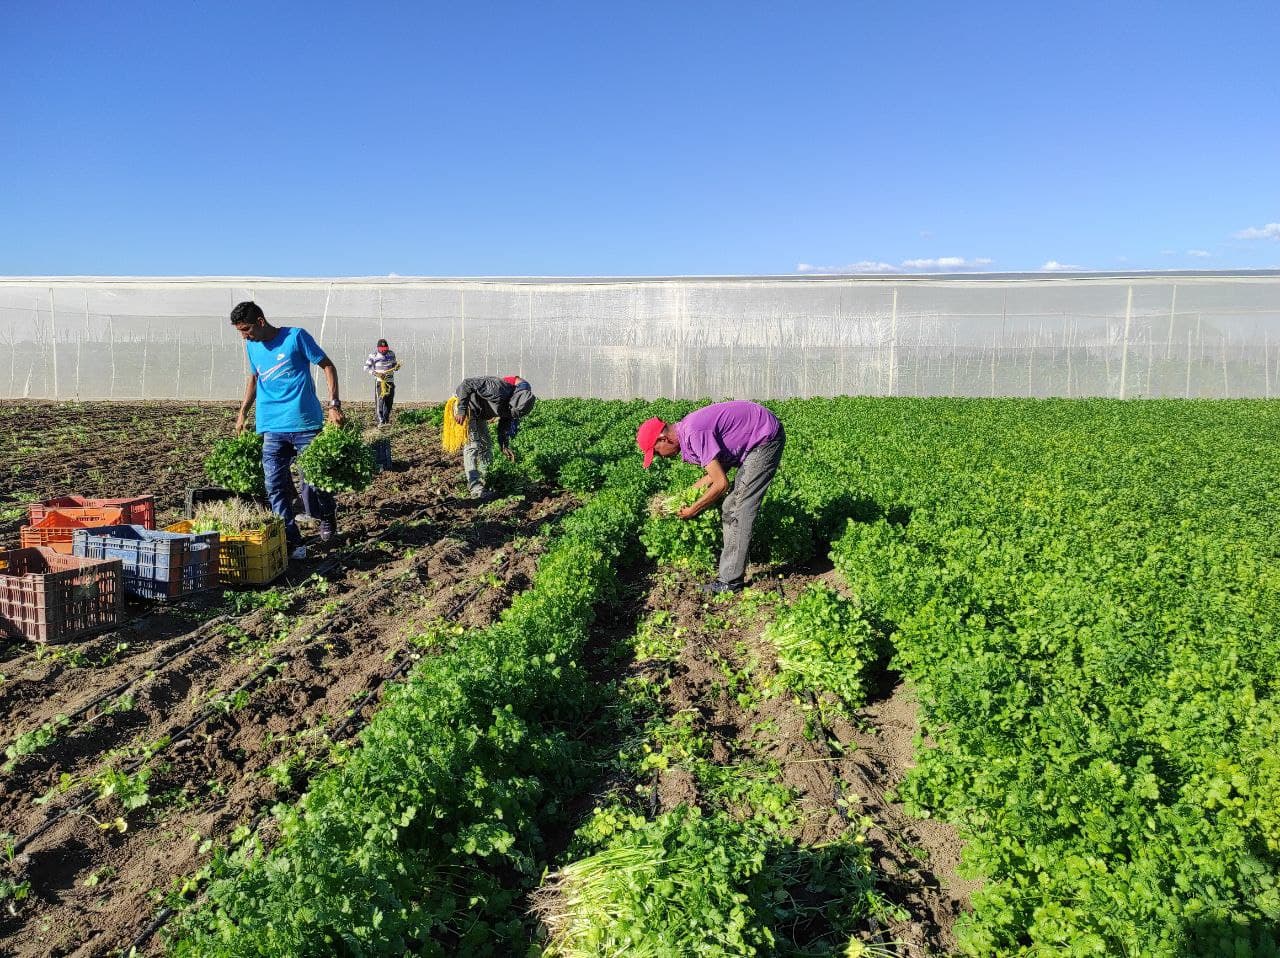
[455,376,536,449]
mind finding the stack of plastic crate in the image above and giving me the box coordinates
[166,517,286,587]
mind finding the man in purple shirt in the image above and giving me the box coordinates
[636,400,786,594]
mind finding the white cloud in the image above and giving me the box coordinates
[901,256,993,270]
[1235,222,1280,240]
[1040,260,1085,271]
[1186,249,1212,258]
[797,256,992,274]
[797,261,896,274]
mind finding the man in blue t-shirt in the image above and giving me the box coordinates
[231,301,345,560]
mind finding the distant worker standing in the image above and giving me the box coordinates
[364,338,402,426]
[450,375,537,500]
[636,400,785,594]
[231,301,344,560]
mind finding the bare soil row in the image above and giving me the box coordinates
[0,401,574,957]
[560,557,973,956]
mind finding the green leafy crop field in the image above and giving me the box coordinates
[3,397,1276,957]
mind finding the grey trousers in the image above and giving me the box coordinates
[463,415,492,496]
[719,428,785,585]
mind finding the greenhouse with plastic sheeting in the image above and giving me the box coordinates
[1,271,1277,401]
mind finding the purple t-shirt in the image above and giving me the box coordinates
[676,401,781,469]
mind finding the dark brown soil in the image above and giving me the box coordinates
[3,402,969,957]
[1,402,226,549]
[624,560,970,957]
[0,401,576,957]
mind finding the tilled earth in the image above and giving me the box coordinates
[3,401,968,957]
[0,401,575,957]
[604,561,972,956]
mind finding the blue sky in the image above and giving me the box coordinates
[2,1,1277,276]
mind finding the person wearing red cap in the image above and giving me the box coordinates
[364,338,402,425]
[637,400,785,594]
[452,374,537,500]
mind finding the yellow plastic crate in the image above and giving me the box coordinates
[166,517,286,586]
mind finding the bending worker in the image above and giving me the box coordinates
[453,375,537,500]
[636,400,785,594]
[364,337,402,426]
[231,300,344,560]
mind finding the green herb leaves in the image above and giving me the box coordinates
[295,425,376,493]
[204,432,267,497]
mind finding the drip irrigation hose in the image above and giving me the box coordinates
[2,501,464,771]
[11,652,288,858]
[19,486,541,952]
[112,554,515,956]
[327,556,509,743]
[61,615,232,723]
[0,614,234,762]
[127,906,175,955]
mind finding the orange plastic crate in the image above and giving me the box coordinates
[28,495,156,530]
[20,508,128,555]
[0,547,124,643]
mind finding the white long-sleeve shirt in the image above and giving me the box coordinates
[364,349,399,379]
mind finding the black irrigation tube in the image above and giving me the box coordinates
[0,567,320,758]
[2,603,300,767]
[127,905,176,956]
[1,589,231,723]
[122,555,514,955]
[11,652,287,858]
[1,497,461,768]
[8,524,478,858]
[4,614,232,742]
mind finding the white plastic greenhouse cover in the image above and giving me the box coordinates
[0,273,1277,402]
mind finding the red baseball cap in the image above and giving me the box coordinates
[636,417,665,469]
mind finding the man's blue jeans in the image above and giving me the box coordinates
[262,430,335,547]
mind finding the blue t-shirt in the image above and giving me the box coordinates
[245,327,327,433]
